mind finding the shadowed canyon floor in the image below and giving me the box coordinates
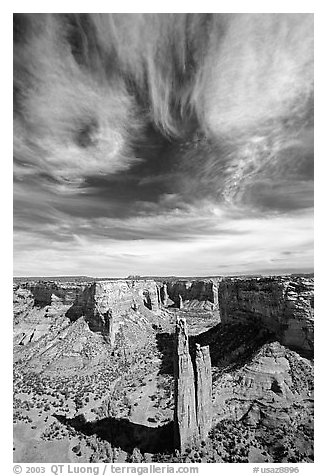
[13,276,314,463]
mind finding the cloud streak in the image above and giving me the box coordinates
[14,203,313,277]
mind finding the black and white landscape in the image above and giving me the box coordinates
[13,13,314,464]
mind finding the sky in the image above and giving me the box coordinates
[13,13,314,277]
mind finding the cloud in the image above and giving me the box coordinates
[176,124,313,212]
[14,14,145,183]
[13,14,314,276]
[193,14,313,139]
[14,203,313,277]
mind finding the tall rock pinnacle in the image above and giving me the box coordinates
[162,284,169,307]
[195,344,212,441]
[174,318,197,452]
[174,318,213,452]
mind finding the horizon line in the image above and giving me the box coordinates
[13,270,314,280]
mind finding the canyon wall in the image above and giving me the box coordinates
[219,276,314,356]
[163,279,220,309]
[15,275,314,356]
[66,280,160,343]
[18,281,83,307]
[14,279,161,346]
[13,285,73,346]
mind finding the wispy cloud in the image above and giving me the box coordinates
[14,192,313,277]
[14,14,144,183]
[13,14,314,276]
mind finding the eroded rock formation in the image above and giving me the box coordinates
[174,318,198,452]
[211,340,313,428]
[18,281,82,307]
[174,318,213,452]
[13,284,74,346]
[14,279,161,348]
[66,280,160,344]
[219,276,314,356]
[161,284,169,306]
[195,344,213,441]
[167,280,219,308]
[158,279,220,311]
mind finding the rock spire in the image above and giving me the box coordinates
[174,317,212,452]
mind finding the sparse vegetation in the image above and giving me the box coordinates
[13,278,314,464]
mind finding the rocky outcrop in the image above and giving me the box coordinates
[13,286,34,324]
[174,318,213,452]
[219,276,314,356]
[13,294,71,347]
[211,341,313,428]
[66,280,160,344]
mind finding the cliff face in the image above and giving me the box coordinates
[13,282,87,345]
[13,279,163,375]
[219,277,314,356]
[164,279,220,309]
[66,280,160,344]
[13,291,72,347]
[18,282,83,307]
[14,279,161,348]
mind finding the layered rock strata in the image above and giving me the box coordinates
[163,279,220,310]
[211,340,313,429]
[18,281,83,307]
[66,280,160,344]
[174,318,213,452]
[219,277,314,356]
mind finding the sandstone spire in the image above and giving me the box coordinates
[162,284,169,307]
[174,318,197,452]
[174,318,213,452]
[195,343,212,441]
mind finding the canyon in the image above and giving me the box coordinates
[13,274,314,463]
[219,276,314,356]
